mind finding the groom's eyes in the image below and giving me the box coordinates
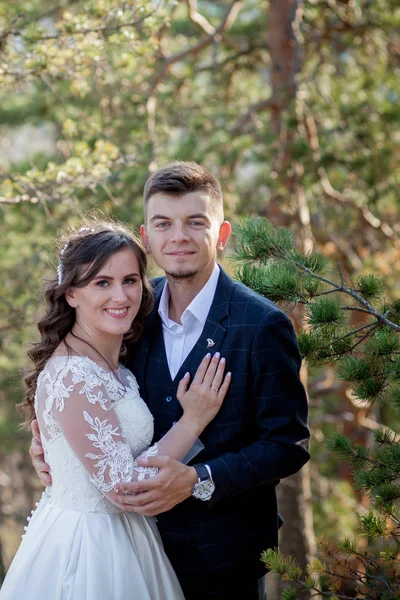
[153,220,206,228]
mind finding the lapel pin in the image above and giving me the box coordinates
[206,338,215,348]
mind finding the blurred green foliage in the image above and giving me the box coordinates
[0,0,399,566]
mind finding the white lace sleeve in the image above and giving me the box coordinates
[48,362,200,503]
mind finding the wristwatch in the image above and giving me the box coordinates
[192,464,215,501]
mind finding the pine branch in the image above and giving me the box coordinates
[290,264,400,332]
[317,321,380,352]
[347,323,381,353]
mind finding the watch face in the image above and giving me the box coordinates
[193,480,215,501]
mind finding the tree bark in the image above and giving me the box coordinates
[267,0,300,136]
[265,307,320,599]
[264,4,320,596]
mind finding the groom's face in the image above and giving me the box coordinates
[140,191,230,281]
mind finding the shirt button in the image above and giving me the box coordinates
[165,396,173,403]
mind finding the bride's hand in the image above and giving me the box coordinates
[176,353,231,435]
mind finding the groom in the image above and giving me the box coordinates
[31,162,310,599]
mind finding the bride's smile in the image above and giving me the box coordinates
[66,248,143,342]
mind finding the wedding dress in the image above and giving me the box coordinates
[0,355,196,600]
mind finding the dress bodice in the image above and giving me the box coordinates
[35,356,155,513]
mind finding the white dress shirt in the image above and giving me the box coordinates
[158,263,220,380]
[158,263,220,485]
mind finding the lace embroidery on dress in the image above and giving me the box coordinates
[34,356,157,507]
[132,443,160,481]
[84,411,135,492]
[47,356,126,413]
[84,410,160,490]
[43,411,61,440]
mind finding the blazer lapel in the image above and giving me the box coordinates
[176,267,234,378]
[135,268,236,386]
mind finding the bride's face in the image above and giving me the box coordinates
[66,248,143,339]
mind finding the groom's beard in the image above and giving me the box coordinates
[164,268,198,280]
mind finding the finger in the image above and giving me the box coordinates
[202,352,221,388]
[176,372,190,402]
[30,442,45,459]
[117,479,157,495]
[136,455,169,469]
[36,460,51,473]
[218,371,232,400]
[118,502,160,516]
[31,419,41,441]
[114,490,155,507]
[191,353,212,385]
[115,482,143,494]
[40,474,52,487]
[210,357,226,392]
[123,502,163,516]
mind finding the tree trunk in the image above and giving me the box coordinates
[264,304,320,599]
[267,0,300,136]
[265,465,316,598]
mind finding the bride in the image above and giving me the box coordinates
[0,222,230,600]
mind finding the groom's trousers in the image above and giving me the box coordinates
[163,538,265,600]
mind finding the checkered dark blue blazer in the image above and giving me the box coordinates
[127,267,310,581]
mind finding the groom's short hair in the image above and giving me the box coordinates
[143,161,224,221]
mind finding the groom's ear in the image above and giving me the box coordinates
[140,225,151,254]
[216,221,231,251]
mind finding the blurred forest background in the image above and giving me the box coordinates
[0,0,399,596]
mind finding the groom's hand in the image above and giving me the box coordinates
[112,457,197,516]
[29,419,52,487]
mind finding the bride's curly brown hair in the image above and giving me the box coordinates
[21,220,154,423]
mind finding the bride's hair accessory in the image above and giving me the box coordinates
[57,242,69,285]
[57,227,95,285]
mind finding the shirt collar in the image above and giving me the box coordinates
[158,264,220,328]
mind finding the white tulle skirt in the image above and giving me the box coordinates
[0,495,185,600]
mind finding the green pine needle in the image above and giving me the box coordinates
[281,587,298,600]
[389,386,400,411]
[234,262,302,304]
[386,299,400,325]
[338,356,376,382]
[389,358,400,382]
[290,248,327,275]
[364,328,399,357]
[302,275,321,297]
[337,537,356,553]
[233,218,295,263]
[326,433,354,458]
[356,274,385,301]
[380,546,399,561]
[358,511,387,538]
[374,427,398,445]
[353,377,387,402]
[261,549,302,580]
[297,332,323,359]
[306,299,345,327]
